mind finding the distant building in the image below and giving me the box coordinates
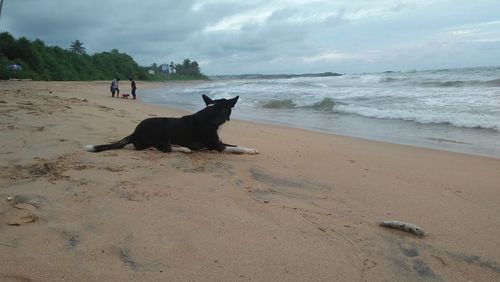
[7,64,22,71]
[148,69,155,75]
[160,64,170,75]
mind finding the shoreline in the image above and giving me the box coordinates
[1,81,499,281]
[229,115,500,160]
[141,84,500,160]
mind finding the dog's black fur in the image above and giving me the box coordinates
[85,95,239,153]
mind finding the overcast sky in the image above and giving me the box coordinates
[1,0,499,75]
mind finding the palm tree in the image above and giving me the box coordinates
[169,62,176,73]
[70,40,86,55]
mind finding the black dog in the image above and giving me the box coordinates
[85,94,257,154]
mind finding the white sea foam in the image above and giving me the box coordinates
[334,104,500,131]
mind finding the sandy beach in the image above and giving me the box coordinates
[1,81,499,281]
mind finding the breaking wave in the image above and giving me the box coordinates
[307,97,336,111]
[360,76,500,87]
[142,66,500,143]
[261,99,296,109]
[260,98,337,111]
[258,96,500,131]
[334,105,500,131]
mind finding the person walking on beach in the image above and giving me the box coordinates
[130,78,137,100]
[111,78,120,98]
[110,79,116,97]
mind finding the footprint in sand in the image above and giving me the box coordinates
[62,231,80,249]
[110,181,171,202]
[97,105,114,111]
[3,202,39,226]
[3,195,48,226]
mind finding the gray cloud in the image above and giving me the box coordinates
[1,0,499,74]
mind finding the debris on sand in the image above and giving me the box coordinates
[380,220,425,236]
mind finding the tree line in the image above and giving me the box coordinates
[148,58,207,80]
[0,32,207,81]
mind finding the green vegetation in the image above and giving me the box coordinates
[148,59,208,80]
[0,32,207,81]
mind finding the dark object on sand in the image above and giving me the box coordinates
[380,220,425,236]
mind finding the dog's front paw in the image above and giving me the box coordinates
[224,146,259,154]
[172,146,192,153]
[246,147,259,154]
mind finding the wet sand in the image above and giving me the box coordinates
[1,81,499,281]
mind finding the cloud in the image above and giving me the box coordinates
[1,0,499,74]
[444,20,500,44]
[303,51,378,63]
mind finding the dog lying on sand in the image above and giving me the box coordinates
[85,94,258,154]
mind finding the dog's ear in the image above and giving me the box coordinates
[229,96,239,108]
[202,94,214,105]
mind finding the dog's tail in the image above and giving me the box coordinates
[84,135,132,152]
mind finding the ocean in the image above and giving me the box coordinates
[141,66,500,158]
